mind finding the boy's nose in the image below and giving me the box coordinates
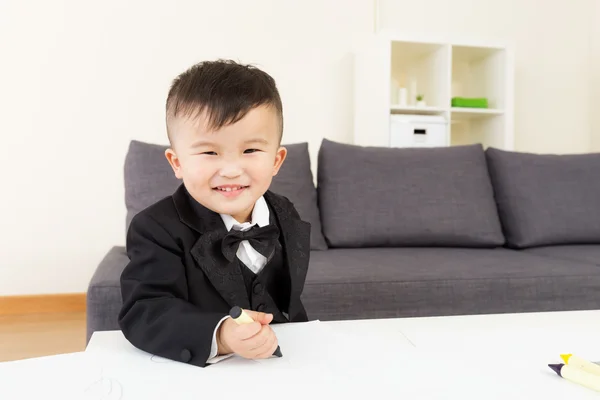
[218,163,243,178]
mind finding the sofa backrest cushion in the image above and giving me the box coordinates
[486,147,600,248]
[269,142,328,250]
[124,140,180,231]
[317,139,505,248]
[124,140,328,250]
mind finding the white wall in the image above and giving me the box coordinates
[591,0,600,152]
[0,0,597,295]
[0,0,372,295]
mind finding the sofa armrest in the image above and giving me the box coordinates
[86,246,129,344]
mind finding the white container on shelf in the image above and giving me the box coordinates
[397,87,408,106]
[389,114,448,148]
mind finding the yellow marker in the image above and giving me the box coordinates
[549,363,600,392]
[561,354,600,377]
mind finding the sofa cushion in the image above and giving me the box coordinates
[486,148,600,248]
[268,142,327,250]
[124,141,180,232]
[124,140,327,250]
[316,139,504,248]
[301,248,600,321]
[525,245,600,266]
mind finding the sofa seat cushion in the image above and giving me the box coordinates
[317,139,504,248]
[525,245,600,266]
[486,148,600,248]
[124,140,328,250]
[301,248,600,321]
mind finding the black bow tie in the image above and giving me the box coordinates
[220,224,280,262]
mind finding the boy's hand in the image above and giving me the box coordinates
[216,310,278,359]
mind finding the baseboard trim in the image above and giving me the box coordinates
[0,293,86,316]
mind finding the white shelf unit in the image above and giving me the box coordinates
[353,34,514,150]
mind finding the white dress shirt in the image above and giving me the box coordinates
[206,196,271,364]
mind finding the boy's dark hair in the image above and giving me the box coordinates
[165,59,283,144]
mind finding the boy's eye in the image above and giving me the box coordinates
[201,151,217,155]
[244,149,260,154]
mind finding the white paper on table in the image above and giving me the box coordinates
[87,321,374,369]
[86,321,357,373]
[0,352,124,400]
[83,321,530,399]
[3,317,593,399]
[394,313,600,399]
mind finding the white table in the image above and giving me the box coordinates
[2,310,600,399]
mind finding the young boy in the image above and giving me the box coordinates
[118,60,311,368]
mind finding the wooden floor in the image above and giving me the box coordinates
[0,312,86,362]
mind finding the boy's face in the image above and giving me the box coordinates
[165,105,286,224]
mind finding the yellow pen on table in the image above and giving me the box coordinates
[561,354,600,377]
[549,363,600,392]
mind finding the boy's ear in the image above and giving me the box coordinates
[272,146,287,176]
[165,148,183,179]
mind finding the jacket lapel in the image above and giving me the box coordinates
[172,184,250,310]
[264,191,311,321]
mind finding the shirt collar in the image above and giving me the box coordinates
[220,196,270,232]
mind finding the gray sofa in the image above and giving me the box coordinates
[87,139,600,342]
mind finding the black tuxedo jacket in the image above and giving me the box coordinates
[118,184,311,367]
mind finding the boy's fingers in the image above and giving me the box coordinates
[244,310,273,325]
[262,313,274,324]
[254,332,278,359]
[233,321,261,340]
[246,325,272,351]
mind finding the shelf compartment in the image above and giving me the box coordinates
[451,45,506,110]
[390,41,450,108]
[450,114,506,149]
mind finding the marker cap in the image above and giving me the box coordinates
[229,306,243,319]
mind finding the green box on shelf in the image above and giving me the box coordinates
[451,97,489,108]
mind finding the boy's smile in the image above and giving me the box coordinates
[213,184,249,198]
[165,105,286,223]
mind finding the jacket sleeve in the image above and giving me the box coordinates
[117,212,225,367]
